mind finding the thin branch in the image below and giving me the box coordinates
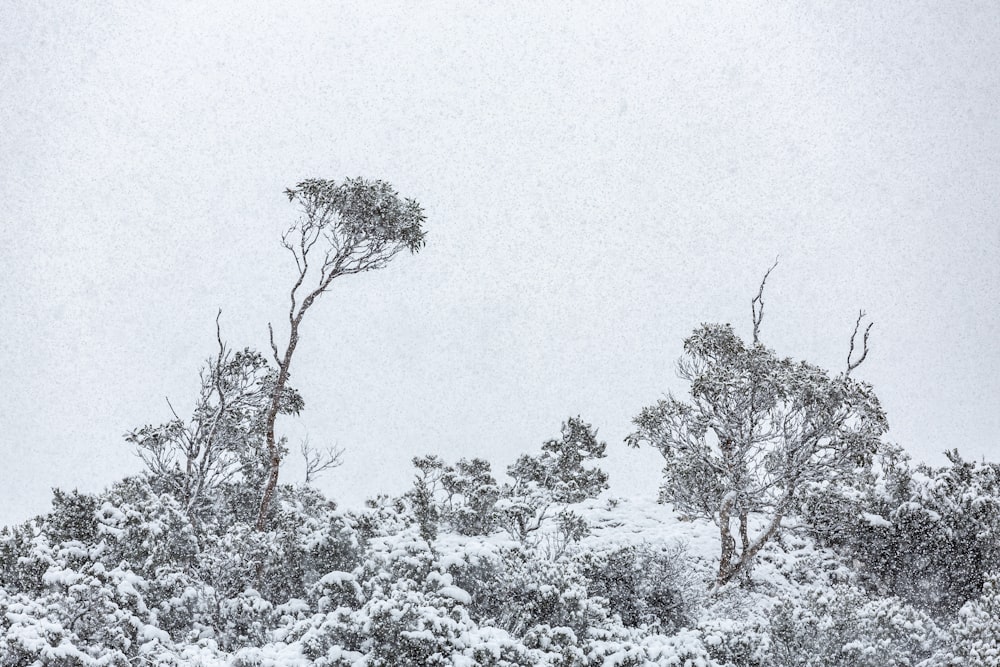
[267,322,281,366]
[300,437,344,484]
[751,257,779,344]
[846,310,874,376]
[214,309,225,361]
[165,397,183,423]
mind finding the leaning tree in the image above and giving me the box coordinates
[256,178,426,530]
[627,264,888,591]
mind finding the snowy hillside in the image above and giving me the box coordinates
[2,474,998,666]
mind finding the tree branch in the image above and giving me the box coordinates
[751,258,779,345]
[300,437,345,485]
[846,310,874,376]
[267,322,281,366]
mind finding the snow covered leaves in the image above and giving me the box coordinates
[628,322,888,588]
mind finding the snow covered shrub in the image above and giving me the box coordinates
[507,417,609,505]
[800,446,1000,615]
[0,591,130,667]
[406,419,607,545]
[347,576,478,666]
[290,506,362,593]
[500,417,609,541]
[520,624,586,665]
[290,535,486,666]
[465,546,605,638]
[0,521,48,596]
[445,457,503,536]
[193,484,359,608]
[580,541,699,631]
[125,344,304,525]
[408,458,442,548]
[929,572,1000,667]
[45,489,99,546]
[216,588,274,650]
[349,494,412,543]
[767,585,943,667]
[699,616,771,667]
[538,510,591,561]
[407,455,504,538]
[96,477,200,576]
[0,538,178,666]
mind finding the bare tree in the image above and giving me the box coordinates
[299,436,344,485]
[256,178,426,530]
[627,270,888,592]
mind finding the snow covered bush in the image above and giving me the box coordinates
[800,446,1000,614]
[580,541,700,632]
[767,585,943,667]
[499,416,609,541]
[408,455,502,539]
[406,418,608,546]
[288,534,484,665]
[930,572,1000,666]
[468,546,605,638]
[0,531,175,665]
[125,344,304,523]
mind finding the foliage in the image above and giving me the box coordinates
[579,541,700,632]
[126,344,303,521]
[767,585,943,667]
[3,461,997,666]
[406,417,608,545]
[282,178,427,258]
[931,573,1000,666]
[627,322,888,587]
[800,445,1000,614]
[500,417,609,541]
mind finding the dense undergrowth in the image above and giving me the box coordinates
[2,439,998,666]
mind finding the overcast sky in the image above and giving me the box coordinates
[2,2,998,527]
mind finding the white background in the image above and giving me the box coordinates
[2,2,998,526]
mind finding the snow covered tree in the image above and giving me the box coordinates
[408,455,502,537]
[500,416,609,540]
[627,269,887,590]
[257,178,426,530]
[127,318,303,522]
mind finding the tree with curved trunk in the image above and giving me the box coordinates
[627,267,888,592]
[255,178,426,531]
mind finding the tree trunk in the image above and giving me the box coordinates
[715,492,738,587]
[254,319,301,531]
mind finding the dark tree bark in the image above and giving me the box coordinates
[254,178,425,531]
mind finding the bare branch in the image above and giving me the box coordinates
[300,437,345,485]
[751,258,779,344]
[164,397,183,423]
[267,322,281,365]
[846,310,874,376]
[214,309,225,361]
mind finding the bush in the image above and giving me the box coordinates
[800,447,1000,614]
[580,541,699,632]
[768,585,943,667]
[930,573,1000,667]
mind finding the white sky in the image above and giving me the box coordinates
[2,2,998,527]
